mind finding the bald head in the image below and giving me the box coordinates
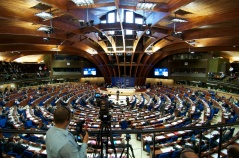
[180,148,198,158]
[53,106,71,124]
[228,145,239,158]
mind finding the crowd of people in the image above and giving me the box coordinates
[0,83,239,157]
[0,61,49,82]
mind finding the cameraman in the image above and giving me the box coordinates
[46,106,89,158]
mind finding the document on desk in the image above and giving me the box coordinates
[211,153,222,158]
[177,119,183,123]
[34,134,44,137]
[221,149,227,155]
[160,146,174,153]
[114,125,120,128]
[204,134,213,139]
[166,133,175,137]
[164,124,171,127]
[175,145,182,149]
[155,135,165,139]
[28,146,42,152]
[171,122,177,125]
[41,150,47,154]
[211,130,219,135]
[235,139,239,144]
[177,131,185,134]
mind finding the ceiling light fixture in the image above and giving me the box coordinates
[126,52,132,56]
[117,53,123,56]
[72,0,94,6]
[188,44,195,54]
[51,46,59,51]
[107,53,114,56]
[77,4,94,28]
[35,12,53,19]
[145,45,154,55]
[172,18,188,23]
[146,29,151,35]
[43,37,50,42]
[137,2,156,10]
[51,48,59,51]
[36,9,54,41]
[37,26,51,32]
[187,40,198,45]
[87,48,98,55]
[171,13,186,39]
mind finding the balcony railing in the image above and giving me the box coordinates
[1,121,238,158]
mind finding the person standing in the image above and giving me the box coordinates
[46,106,89,158]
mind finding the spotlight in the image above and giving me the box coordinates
[90,20,94,26]
[44,28,54,34]
[142,23,147,27]
[79,20,84,27]
[146,30,151,35]
[43,37,50,42]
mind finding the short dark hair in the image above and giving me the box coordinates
[228,145,239,158]
[180,148,198,158]
[53,106,71,124]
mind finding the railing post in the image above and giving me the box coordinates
[0,139,2,158]
[198,129,202,157]
[218,127,223,158]
[153,132,155,158]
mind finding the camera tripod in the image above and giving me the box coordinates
[120,134,135,158]
[94,120,117,158]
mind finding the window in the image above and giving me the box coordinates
[108,12,115,23]
[101,20,106,24]
[108,30,115,35]
[135,17,143,24]
[125,11,133,23]
[126,30,133,35]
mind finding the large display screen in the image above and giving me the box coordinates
[83,68,96,75]
[154,68,168,77]
[111,77,135,87]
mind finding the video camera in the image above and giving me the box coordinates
[76,120,85,134]
[98,98,111,123]
[125,134,131,141]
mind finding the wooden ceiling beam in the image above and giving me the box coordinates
[183,27,239,41]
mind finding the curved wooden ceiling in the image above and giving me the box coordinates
[0,0,239,84]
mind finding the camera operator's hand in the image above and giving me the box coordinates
[82,131,89,144]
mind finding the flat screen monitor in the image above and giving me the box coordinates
[154,68,168,77]
[83,68,96,75]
